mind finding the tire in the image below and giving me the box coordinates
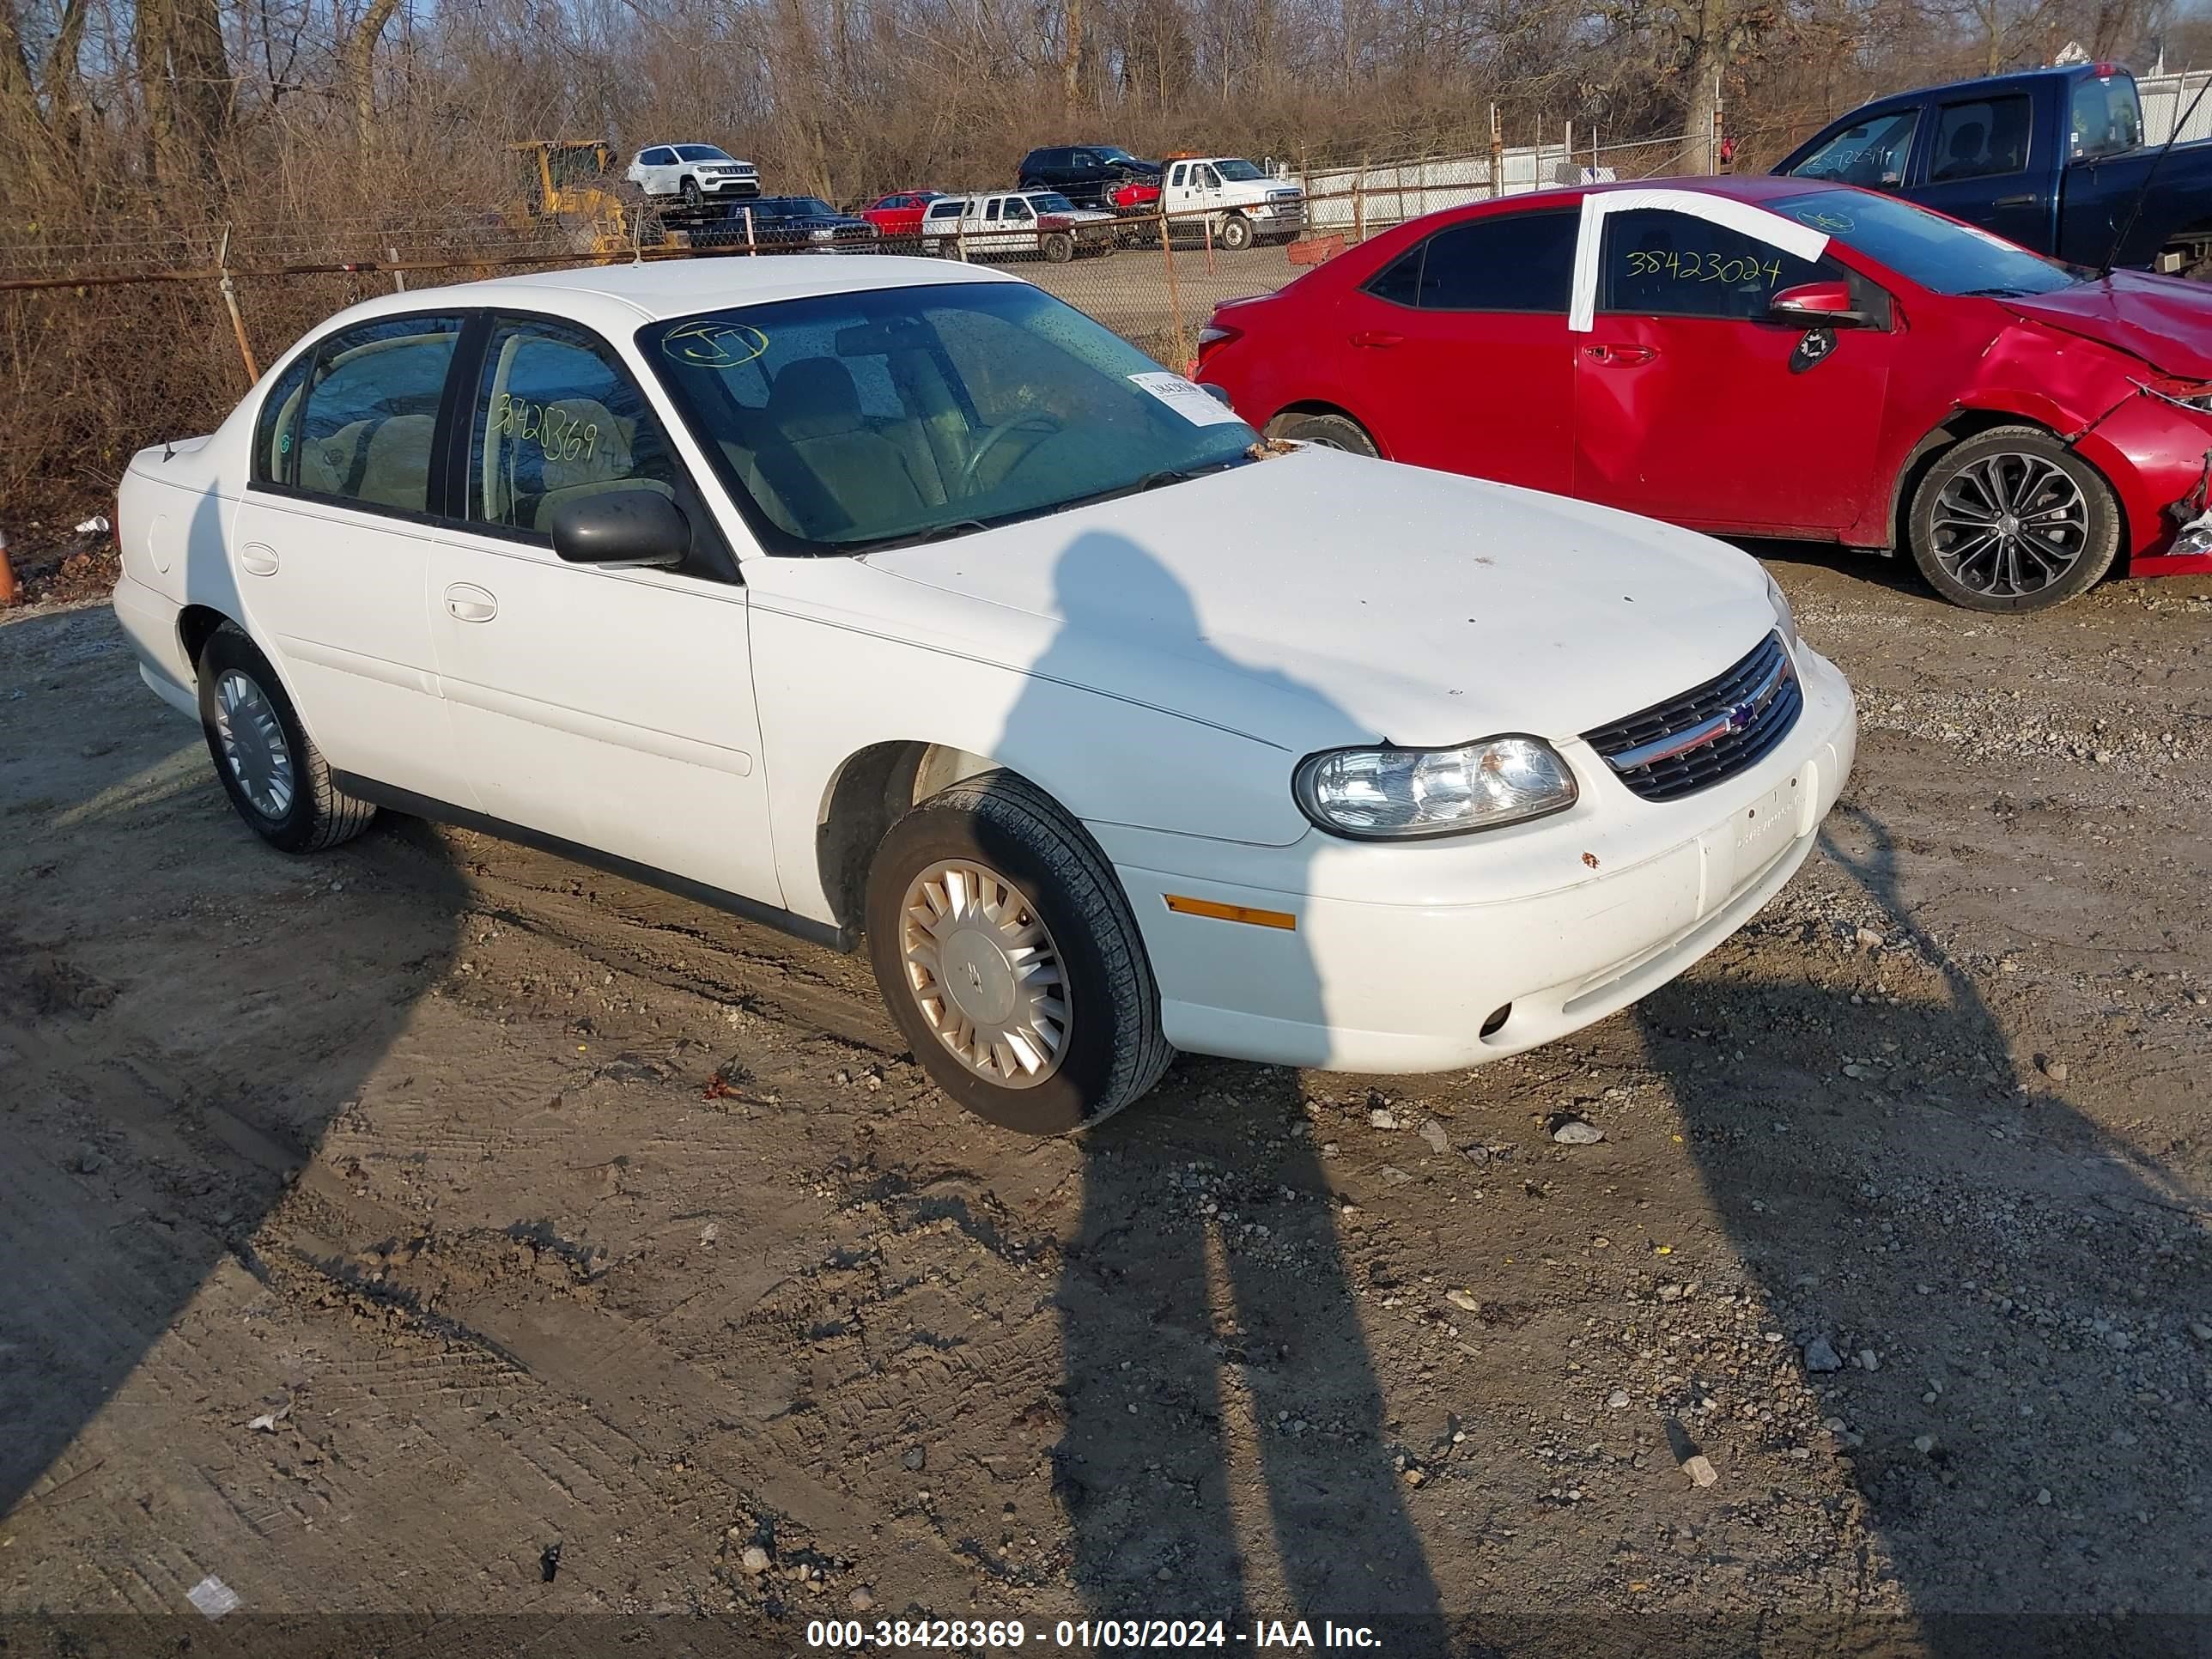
[1217,212,1254,252]
[1905,425,2120,612]
[679,177,702,212]
[864,772,1173,1134]
[1265,410,1379,458]
[196,623,376,854]
[945,237,969,262]
[1042,231,1075,264]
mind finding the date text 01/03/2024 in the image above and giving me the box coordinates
[804,1618,1385,1649]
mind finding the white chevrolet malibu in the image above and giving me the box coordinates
[113,257,1856,1133]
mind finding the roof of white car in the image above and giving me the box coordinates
[330,255,1023,331]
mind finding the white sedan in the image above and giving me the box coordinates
[112,257,1856,1133]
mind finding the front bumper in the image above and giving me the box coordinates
[1103,643,1857,1074]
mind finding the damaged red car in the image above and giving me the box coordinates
[1194,176,2212,611]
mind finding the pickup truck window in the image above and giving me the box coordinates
[1216,160,1266,181]
[2071,74,2144,161]
[1790,110,1919,190]
[1931,96,2031,181]
[1198,165,1223,189]
[1773,189,2075,296]
[1601,210,1831,321]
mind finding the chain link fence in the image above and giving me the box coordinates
[0,125,1782,512]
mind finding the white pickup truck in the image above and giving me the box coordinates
[1158,158,1304,249]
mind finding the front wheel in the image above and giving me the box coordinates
[679,178,702,212]
[865,773,1172,1134]
[1217,212,1254,251]
[1264,409,1379,458]
[196,623,376,854]
[1905,425,2119,611]
[1041,231,1075,264]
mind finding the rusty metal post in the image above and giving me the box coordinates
[1158,210,1189,369]
[389,246,407,293]
[216,228,260,388]
[1490,104,1504,198]
[1352,156,1366,243]
[744,205,757,255]
[0,528,18,608]
[1201,210,1214,274]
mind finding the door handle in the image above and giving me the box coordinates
[1992,192,2037,208]
[1349,330,1404,348]
[1583,343,1657,366]
[239,544,279,576]
[444,583,498,623]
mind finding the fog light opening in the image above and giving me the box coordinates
[1480,1003,1513,1040]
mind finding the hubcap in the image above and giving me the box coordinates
[213,669,295,820]
[899,859,1069,1089]
[1931,452,2088,598]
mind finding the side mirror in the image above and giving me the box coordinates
[1769,280,1871,329]
[1201,381,1236,408]
[549,489,690,568]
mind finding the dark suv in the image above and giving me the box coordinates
[1016,145,1163,211]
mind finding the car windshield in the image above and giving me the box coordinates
[1029,192,1079,213]
[1771,188,2078,296]
[766,197,836,217]
[674,145,732,162]
[1215,159,1266,180]
[644,281,1257,555]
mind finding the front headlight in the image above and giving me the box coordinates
[1765,573,1799,651]
[1295,735,1578,840]
[810,226,836,241]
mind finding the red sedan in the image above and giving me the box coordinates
[859,191,947,237]
[1194,176,2212,611]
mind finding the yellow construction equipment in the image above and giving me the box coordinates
[505,140,634,255]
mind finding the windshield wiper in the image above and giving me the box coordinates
[1051,459,1247,515]
[1957,286,2033,298]
[851,520,991,554]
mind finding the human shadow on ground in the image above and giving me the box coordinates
[1633,801,2212,1653]
[0,601,466,1516]
[995,532,1449,1644]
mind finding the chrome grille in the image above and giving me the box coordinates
[1581,632,1802,804]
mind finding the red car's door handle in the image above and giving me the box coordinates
[1583,343,1657,366]
[1349,331,1404,348]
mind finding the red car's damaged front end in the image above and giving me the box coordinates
[1999,275,2212,578]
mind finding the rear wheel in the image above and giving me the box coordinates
[1905,425,2119,611]
[196,623,375,854]
[1265,410,1379,458]
[865,772,1172,1134]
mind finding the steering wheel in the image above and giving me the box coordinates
[960,413,1062,489]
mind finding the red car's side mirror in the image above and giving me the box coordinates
[1770,281,1872,329]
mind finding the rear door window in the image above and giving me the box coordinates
[282,313,465,514]
[1360,212,1577,312]
[1930,95,2032,181]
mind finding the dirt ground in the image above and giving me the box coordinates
[3,549,2211,1658]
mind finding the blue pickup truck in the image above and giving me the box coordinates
[1774,63,2212,272]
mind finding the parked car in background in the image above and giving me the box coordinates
[110,257,1853,1133]
[1157,155,1304,249]
[1017,144,1163,212]
[624,143,761,210]
[860,191,949,238]
[1775,64,2212,272]
[720,196,878,249]
[1195,175,2212,611]
[920,192,1117,261]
